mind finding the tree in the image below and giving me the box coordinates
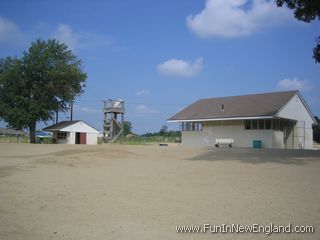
[276,0,320,63]
[0,39,87,143]
[159,125,168,136]
[313,116,320,143]
[123,121,132,136]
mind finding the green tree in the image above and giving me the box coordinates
[159,125,168,136]
[123,121,132,136]
[313,116,320,143]
[276,0,320,63]
[0,39,87,143]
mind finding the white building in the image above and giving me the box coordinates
[43,120,100,145]
[168,91,317,149]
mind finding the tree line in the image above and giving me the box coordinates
[123,122,181,138]
[1,0,320,144]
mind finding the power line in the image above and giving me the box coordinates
[76,98,188,106]
[125,102,188,106]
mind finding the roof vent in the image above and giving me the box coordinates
[221,104,224,111]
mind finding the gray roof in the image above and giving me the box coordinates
[43,120,81,131]
[168,91,298,121]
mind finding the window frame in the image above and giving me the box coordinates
[57,132,68,139]
[181,122,203,132]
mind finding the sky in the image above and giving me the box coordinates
[0,0,319,134]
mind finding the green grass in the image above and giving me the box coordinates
[121,135,179,145]
[0,135,30,143]
[0,135,54,144]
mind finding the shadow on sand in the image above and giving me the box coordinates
[187,148,320,165]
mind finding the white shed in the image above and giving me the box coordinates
[168,91,317,149]
[43,120,100,145]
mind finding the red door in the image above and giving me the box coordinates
[79,133,86,144]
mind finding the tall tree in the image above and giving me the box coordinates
[0,39,87,143]
[276,0,320,63]
[123,121,133,136]
[159,125,168,136]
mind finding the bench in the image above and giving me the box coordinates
[215,139,234,148]
[159,143,168,146]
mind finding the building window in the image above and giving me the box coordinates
[57,132,67,139]
[244,120,251,129]
[265,119,271,129]
[258,120,264,129]
[244,119,289,131]
[273,119,279,130]
[252,120,258,129]
[182,122,203,132]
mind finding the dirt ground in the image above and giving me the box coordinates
[0,143,319,240]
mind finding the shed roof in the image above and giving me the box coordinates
[168,91,298,121]
[43,120,99,133]
[43,121,81,131]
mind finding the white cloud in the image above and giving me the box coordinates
[0,17,22,43]
[53,23,113,50]
[157,58,203,78]
[187,0,290,38]
[134,105,157,115]
[135,90,150,96]
[277,78,311,91]
[54,24,78,50]
[0,18,113,50]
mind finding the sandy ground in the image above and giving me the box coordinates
[0,144,319,240]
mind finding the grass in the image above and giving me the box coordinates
[0,135,179,145]
[0,135,30,143]
[121,135,179,145]
[0,135,53,144]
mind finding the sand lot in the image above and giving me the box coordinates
[0,144,319,240]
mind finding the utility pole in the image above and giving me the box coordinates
[70,101,73,121]
[55,110,59,124]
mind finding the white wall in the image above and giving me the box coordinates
[272,131,284,149]
[86,133,98,145]
[62,121,99,134]
[182,120,281,148]
[276,93,315,149]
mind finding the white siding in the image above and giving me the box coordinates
[68,132,76,144]
[62,121,99,134]
[181,120,284,148]
[272,131,284,149]
[182,131,207,147]
[86,133,98,145]
[276,94,314,149]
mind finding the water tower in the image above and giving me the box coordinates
[103,99,125,143]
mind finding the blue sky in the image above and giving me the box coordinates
[0,0,319,133]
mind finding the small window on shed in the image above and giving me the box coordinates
[57,132,67,139]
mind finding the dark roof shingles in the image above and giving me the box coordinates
[43,120,81,131]
[168,91,297,121]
